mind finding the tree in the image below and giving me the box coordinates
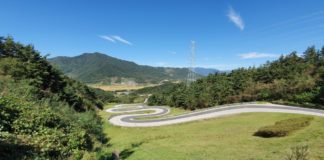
[303,46,319,64]
[320,46,324,57]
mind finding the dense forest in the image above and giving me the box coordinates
[0,36,114,159]
[148,46,324,110]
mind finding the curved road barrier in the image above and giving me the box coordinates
[106,103,324,127]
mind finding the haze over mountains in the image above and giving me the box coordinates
[49,53,219,84]
[194,67,220,76]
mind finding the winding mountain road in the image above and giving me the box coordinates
[106,103,324,127]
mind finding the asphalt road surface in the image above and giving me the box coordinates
[106,103,324,127]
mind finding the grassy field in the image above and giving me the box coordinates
[100,104,324,160]
[89,84,156,91]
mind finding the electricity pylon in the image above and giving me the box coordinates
[186,41,196,86]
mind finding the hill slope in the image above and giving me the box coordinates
[0,36,113,159]
[50,53,195,84]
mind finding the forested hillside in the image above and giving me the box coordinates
[148,46,324,110]
[49,53,194,84]
[0,37,113,159]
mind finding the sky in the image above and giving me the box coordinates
[1,0,324,70]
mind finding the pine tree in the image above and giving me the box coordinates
[321,46,324,56]
[303,46,319,64]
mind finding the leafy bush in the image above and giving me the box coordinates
[0,97,20,132]
[293,91,317,104]
[0,96,100,159]
[254,117,314,138]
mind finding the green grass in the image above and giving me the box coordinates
[100,104,324,160]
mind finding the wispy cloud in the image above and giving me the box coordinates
[239,52,279,59]
[99,35,133,45]
[110,35,133,45]
[99,35,116,43]
[227,6,244,30]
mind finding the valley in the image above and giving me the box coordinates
[1,1,324,159]
[89,83,156,92]
[1,35,324,160]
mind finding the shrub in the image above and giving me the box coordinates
[254,117,313,138]
[284,144,310,160]
[0,96,99,159]
[0,97,20,132]
[294,92,317,104]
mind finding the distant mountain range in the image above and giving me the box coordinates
[194,67,219,76]
[49,53,220,84]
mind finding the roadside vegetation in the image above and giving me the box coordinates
[0,36,115,159]
[148,46,324,110]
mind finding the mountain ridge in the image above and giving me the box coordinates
[49,53,221,84]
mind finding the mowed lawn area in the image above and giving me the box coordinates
[100,104,324,160]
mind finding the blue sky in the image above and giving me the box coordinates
[1,0,324,70]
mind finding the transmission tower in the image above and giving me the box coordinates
[186,41,196,86]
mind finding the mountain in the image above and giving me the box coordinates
[194,67,220,76]
[49,52,198,84]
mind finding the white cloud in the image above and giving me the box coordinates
[99,35,116,43]
[227,6,244,30]
[170,51,177,54]
[111,35,133,45]
[239,52,279,59]
[99,35,133,45]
